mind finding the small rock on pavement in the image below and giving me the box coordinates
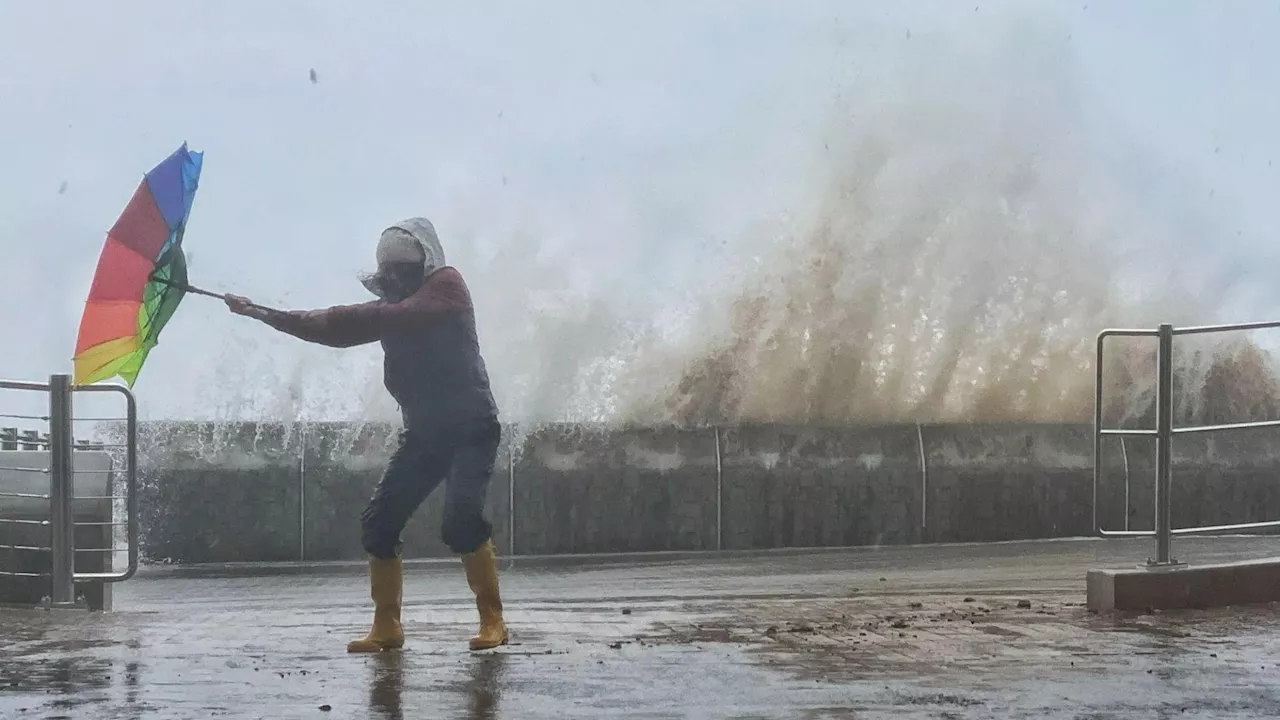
[1017,599,1032,609]
[621,608,632,615]
[909,602,923,609]
[963,597,975,603]
[319,704,332,712]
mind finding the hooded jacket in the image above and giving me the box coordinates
[262,221,497,431]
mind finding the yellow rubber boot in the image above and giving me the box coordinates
[461,540,509,651]
[347,556,405,653]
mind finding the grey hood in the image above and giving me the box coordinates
[361,217,446,298]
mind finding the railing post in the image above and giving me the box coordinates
[714,426,723,551]
[47,373,76,606]
[1093,332,1106,534]
[298,425,307,563]
[916,423,928,537]
[1120,437,1131,532]
[1152,324,1176,566]
[507,429,516,559]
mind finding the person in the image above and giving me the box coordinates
[224,217,508,653]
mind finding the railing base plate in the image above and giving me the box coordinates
[40,595,88,611]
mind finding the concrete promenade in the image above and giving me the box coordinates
[3,537,1280,719]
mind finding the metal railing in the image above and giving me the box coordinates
[1093,321,1280,566]
[0,374,138,607]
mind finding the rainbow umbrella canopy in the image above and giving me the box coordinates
[73,144,203,387]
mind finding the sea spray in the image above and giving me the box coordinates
[613,20,1280,427]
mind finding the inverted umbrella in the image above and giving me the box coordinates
[73,143,207,387]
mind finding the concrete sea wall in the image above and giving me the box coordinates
[110,421,1280,564]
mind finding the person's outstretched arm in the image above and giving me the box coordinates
[225,267,473,348]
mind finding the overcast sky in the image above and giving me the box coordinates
[2,1,1279,423]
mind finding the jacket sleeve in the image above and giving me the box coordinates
[260,267,472,348]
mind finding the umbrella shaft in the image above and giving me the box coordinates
[183,285,225,301]
[151,275,223,301]
[150,274,273,311]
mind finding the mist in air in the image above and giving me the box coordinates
[3,2,1280,428]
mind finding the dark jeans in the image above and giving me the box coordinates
[361,417,500,558]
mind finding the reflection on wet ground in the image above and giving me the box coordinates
[2,537,1280,718]
[368,652,404,720]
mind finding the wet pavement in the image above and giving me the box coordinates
[3,537,1280,719]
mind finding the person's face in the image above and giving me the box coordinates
[374,261,424,302]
